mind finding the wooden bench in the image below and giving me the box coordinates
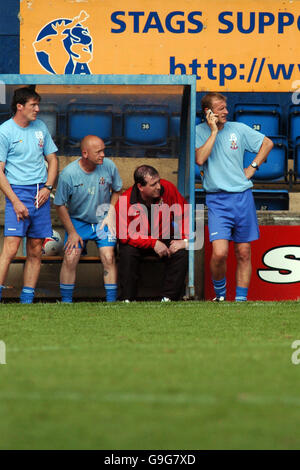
[12,256,101,264]
[12,254,159,264]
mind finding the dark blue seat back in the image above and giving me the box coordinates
[294,136,300,177]
[123,105,169,146]
[67,103,113,144]
[243,136,287,181]
[234,103,281,136]
[289,105,300,145]
[170,114,180,137]
[252,189,289,210]
[0,106,11,125]
[195,164,202,183]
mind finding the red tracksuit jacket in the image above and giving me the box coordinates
[115,179,189,249]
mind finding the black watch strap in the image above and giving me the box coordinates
[44,185,53,191]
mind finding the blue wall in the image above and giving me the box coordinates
[0,0,19,74]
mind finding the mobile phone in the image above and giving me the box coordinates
[206,108,218,122]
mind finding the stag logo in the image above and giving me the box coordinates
[33,11,93,75]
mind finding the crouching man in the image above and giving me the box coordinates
[115,165,189,302]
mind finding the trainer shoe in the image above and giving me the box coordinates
[161,297,171,302]
[212,296,225,302]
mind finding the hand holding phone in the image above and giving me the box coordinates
[206,108,219,126]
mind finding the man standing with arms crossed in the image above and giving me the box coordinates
[196,93,273,301]
[54,135,122,303]
[0,86,58,303]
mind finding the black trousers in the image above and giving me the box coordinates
[118,243,188,301]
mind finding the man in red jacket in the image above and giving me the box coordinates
[115,165,189,301]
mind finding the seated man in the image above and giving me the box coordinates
[115,165,189,301]
[54,135,122,302]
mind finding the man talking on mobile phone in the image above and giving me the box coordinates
[195,92,273,302]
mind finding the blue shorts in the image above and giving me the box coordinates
[4,184,52,238]
[64,218,117,250]
[206,189,259,243]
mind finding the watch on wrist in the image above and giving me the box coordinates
[251,162,259,170]
[44,185,53,191]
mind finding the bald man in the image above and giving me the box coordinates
[54,135,122,302]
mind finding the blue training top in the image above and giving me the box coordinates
[0,118,58,185]
[195,121,265,193]
[54,158,123,224]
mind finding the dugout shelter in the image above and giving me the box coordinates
[0,74,198,300]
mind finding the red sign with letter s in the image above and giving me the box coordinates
[204,225,300,301]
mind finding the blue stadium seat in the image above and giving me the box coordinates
[169,113,181,156]
[252,189,289,210]
[170,113,180,137]
[67,103,114,148]
[194,179,289,211]
[195,163,202,183]
[122,104,169,148]
[121,104,172,157]
[195,114,203,126]
[0,106,11,125]
[293,136,300,179]
[289,105,300,145]
[38,103,58,139]
[195,188,206,206]
[243,136,288,182]
[234,103,281,136]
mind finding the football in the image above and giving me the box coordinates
[42,230,63,256]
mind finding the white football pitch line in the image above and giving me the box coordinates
[0,391,300,406]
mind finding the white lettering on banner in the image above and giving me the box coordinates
[98,200,204,250]
[257,246,300,284]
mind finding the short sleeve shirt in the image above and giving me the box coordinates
[195,121,265,193]
[0,118,58,185]
[54,158,123,224]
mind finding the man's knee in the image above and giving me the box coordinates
[235,245,251,263]
[62,251,81,269]
[100,250,116,268]
[1,237,21,260]
[211,248,228,265]
[27,238,44,256]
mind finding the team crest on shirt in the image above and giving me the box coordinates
[229,133,238,150]
[99,177,106,185]
[35,131,44,148]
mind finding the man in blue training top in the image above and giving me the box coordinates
[0,86,58,303]
[196,92,273,302]
[54,135,122,303]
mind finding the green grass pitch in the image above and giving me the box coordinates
[1,300,300,450]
